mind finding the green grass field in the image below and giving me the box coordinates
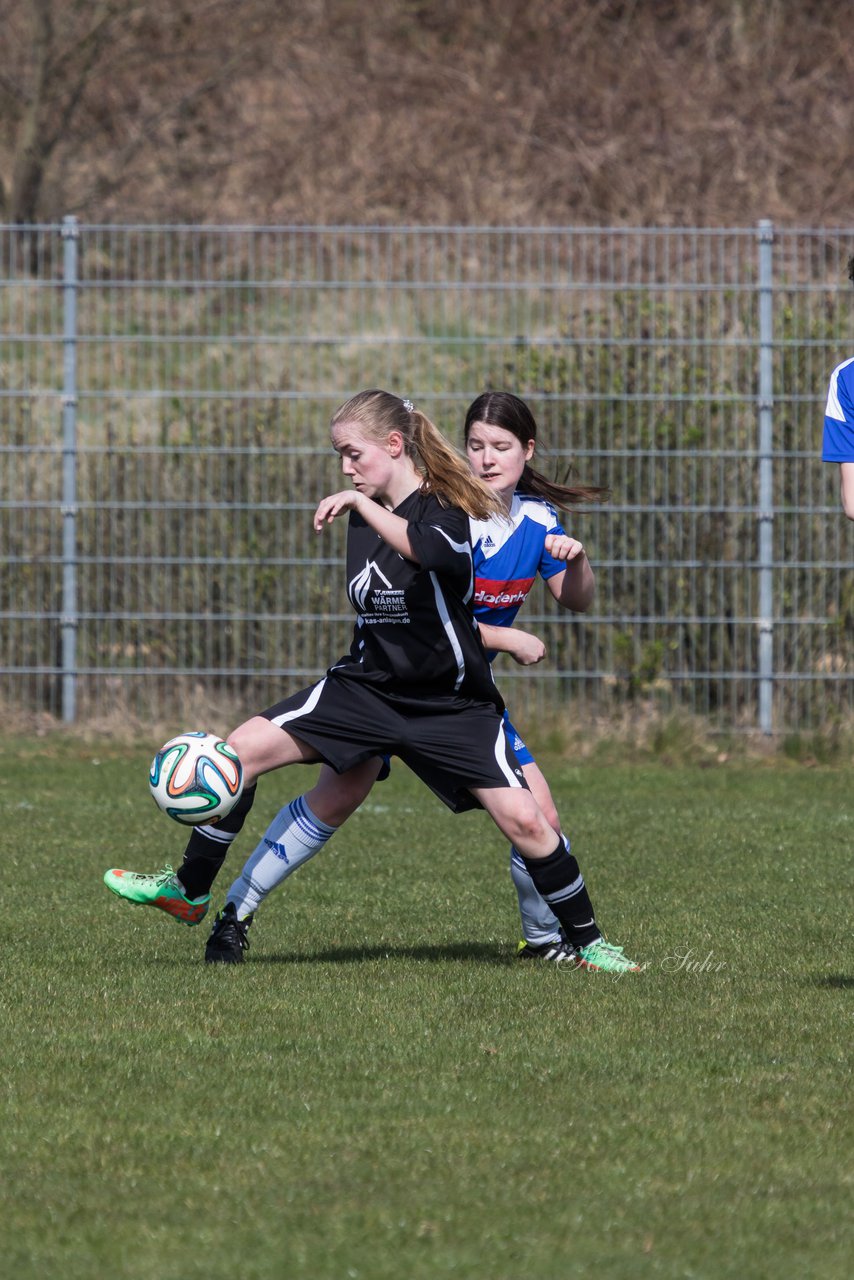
[2,739,851,1279]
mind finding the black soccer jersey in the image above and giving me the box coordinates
[330,489,503,711]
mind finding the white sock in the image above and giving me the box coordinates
[510,834,569,946]
[225,795,336,919]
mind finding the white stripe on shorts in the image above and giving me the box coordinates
[270,677,328,729]
[493,717,524,787]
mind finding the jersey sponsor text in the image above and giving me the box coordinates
[474,576,536,609]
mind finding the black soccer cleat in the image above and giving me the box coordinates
[516,934,580,966]
[205,902,252,964]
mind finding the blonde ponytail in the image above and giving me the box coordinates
[409,411,504,520]
[330,390,505,521]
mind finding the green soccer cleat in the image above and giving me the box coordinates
[577,939,641,973]
[103,864,210,926]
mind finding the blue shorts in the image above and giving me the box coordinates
[503,710,534,766]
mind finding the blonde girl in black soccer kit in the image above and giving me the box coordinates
[200,393,638,971]
[105,390,637,971]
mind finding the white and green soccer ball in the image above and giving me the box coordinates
[148,730,244,825]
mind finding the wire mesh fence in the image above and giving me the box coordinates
[1,221,851,733]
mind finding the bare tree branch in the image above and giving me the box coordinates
[42,4,128,152]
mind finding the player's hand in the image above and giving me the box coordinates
[544,533,585,562]
[505,629,547,666]
[313,490,362,531]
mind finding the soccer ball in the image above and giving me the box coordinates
[149,731,244,825]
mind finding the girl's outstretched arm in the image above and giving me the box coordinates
[544,533,595,612]
[478,621,546,666]
[840,462,854,520]
[314,490,416,559]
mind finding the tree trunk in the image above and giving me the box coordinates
[9,0,54,224]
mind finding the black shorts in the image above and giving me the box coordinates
[261,674,527,813]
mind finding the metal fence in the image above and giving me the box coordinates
[1,220,852,734]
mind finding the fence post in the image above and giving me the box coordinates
[61,216,79,723]
[757,220,775,735]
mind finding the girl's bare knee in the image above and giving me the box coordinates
[500,794,554,848]
[309,761,379,826]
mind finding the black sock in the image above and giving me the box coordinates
[521,840,600,948]
[176,784,257,900]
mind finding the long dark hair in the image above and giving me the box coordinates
[463,391,609,509]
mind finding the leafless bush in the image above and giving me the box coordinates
[2,1,853,227]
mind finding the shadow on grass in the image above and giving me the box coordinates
[252,941,512,966]
[145,942,527,967]
[809,974,854,989]
[144,941,523,968]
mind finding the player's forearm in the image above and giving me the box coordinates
[357,500,417,559]
[478,622,546,665]
[477,621,513,652]
[555,554,595,612]
[840,463,854,520]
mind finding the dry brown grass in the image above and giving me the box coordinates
[3,0,854,227]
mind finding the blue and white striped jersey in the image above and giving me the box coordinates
[823,356,854,462]
[469,493,568,629]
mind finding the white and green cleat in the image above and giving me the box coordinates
[577,939,641,973]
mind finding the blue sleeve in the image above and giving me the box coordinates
[823,361,854,462]
[538,509,568,581]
